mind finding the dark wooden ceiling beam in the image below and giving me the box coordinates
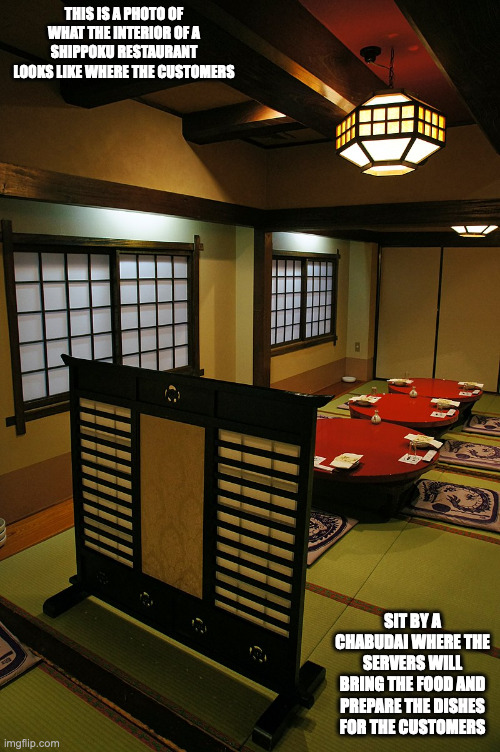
[263,199,500,232]
[182,101,301,144]
[202,0,383,106]
[60,0,384,138]
[394,0,500,154]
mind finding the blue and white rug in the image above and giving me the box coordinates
[308,511,357,565]
[464,414,500,437]
[402,479,500,532]
[0,622,40,687]
[439,440,500,471]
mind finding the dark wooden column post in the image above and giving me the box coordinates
[253,230,272,387]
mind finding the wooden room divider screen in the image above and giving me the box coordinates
[44,356,327,749]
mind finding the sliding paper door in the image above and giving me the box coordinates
[435,247,500,391]
[376,247,441,378]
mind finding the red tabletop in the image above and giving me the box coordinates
[315,417,439,483]
[387,378,483,403]
[348,393,458,430]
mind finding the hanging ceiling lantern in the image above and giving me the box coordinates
[336,89,446,176]
[451,225,498,238]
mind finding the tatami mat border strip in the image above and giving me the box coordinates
[39,663,178,752]
[396,515,500,545]
[304,583,500,658]
[436,463,500,481]
[0,595,243,752]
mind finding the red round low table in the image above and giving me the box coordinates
[315,417,438,483]
[348,393,458,431]
[387,378,483,403]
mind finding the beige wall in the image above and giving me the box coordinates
[0,52,267,209]
[266,125,500,209]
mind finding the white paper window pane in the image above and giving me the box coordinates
[271,311,276,329]
[271,278,276,294]
[159,349,174,370]
[157,257,172,278]
[270,330,276,346]
[121,306,138,330]
[174,279,188,300]
[173,257,188,278]
[158,326,173,349]
[71,337,92,359]
[285,309,293,326]
[120,281,138,305]
[277,260,286,276]
[45,282,68,311]
[119,257,137,279]
[305,323,311,338]
[157,280,172,303]
[91,255,110,280]
[93,307,111,333]
[16,284,41,313]
[92,282,111,307]
[174,301,188,323]
[286,278,294,293]
[277,278,285,294]
[22,371,46,401]
[305,308,312,323]
[141,329,157,351]
[20,343,45,372]
[141,351,157,369]
[318,321,325,336]
[48,368,69,395]
[67,254,89,280]
[175,346,188,367]
[70,309,91,336]
[175,323,188,346]
[276,328,284,343]
[18,313,43,343]
[311,321,319,337]
[42,254,65,281]
[276,310,285,327]
[140,304,156,328]
[276,294,285,311]
[285,326,293,341]
[122,330,139,355]
[123,354,140,367]
[293,324,300,339]
[139,280,156,304]
[286,294,294,310]
[47,339,69,368]
[271,294,277,313]
[326,305,332,320]
[157,304,173,326]
[94,334,113,359]
[139,256,155,278]
[68,283,89,309]
[46,311,68,340]
[14,253,39,282]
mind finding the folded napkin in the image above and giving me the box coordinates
[349,394,381,405]
[314,456,333,472]
[405,433,443,449]
[331,453,363,470]
[431,398,460,408]
[388,378,413,385]
[458,381,484,389]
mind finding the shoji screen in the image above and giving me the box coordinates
[435,247,500,391]
[376,247,441,377]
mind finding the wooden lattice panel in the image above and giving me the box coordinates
[79,398,134,566]
[215,429,300,637]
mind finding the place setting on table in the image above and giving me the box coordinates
[387,377,484,417]
[347,390,459,434]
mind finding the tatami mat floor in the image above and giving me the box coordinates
[1,383,499,751]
